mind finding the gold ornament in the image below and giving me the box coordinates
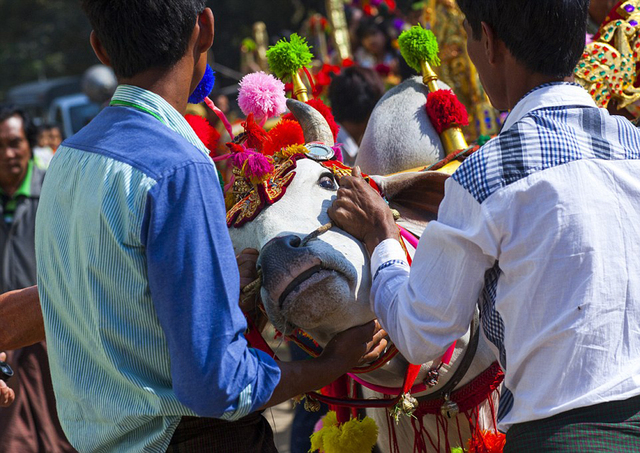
[575,1,640,110]
[440,393,460,419]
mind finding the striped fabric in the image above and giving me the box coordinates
[36,147,186,452]
[109,85,211,158]
[35,86,276,452]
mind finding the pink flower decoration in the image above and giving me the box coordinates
[238,72,287,122]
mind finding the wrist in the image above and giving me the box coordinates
[363,222,399,256]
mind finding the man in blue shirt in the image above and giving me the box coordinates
[35,1,384,451]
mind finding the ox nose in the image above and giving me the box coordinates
[257,234,317,282]
[258,235,304,270]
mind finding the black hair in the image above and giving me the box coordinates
[0,105,37,150]
[329,66,385,124]
[81,0,206,79]
[456,0,589,78]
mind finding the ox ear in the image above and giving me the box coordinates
[371,171,449,226]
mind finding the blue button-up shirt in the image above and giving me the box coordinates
[35,85,280,452]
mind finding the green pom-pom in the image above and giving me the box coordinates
[266,33,314,80]
[398,25,441,72]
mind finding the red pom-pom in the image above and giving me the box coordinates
[283,98,340,142]
[242,113,269,152]
[467,430,506,453]
[426,89,469,135]
[185,114,221,156]
[263,119,306,155]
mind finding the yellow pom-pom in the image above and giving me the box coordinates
[309,411,378,453]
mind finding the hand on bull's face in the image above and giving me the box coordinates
[321,320,388,367]
[328,166,399,255]
[237,248,261,312]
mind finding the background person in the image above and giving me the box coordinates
[0,106,75,452]
[329,66,385,166]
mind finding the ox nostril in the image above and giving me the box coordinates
[261,235,304,257]
[287,235,302,248]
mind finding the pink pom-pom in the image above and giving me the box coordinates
[238,72,287,122]
[242,150,275,184]
[230,148,252,168]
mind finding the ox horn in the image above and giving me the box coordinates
[286,98,335,146]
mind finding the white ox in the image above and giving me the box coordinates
[229,97,500,452]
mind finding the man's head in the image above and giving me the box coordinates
[329,66,385,143]
[457,0,589,109]
[0,106,35,194]
[81,0,208,79]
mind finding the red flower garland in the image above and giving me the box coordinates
[425,89,469,135]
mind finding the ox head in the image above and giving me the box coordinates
[228,99,448,346]
[356,76,451,176]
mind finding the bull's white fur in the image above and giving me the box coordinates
[356,77,450,176]
[228,159,499,452]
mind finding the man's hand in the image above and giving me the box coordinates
[237,248,260,289]
[0,352,14,407]
[261,320,388,409]
[328,167,398,255]
[321,320,388,367]
[236,248,270,331]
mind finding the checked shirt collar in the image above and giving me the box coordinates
[502,82,597,133]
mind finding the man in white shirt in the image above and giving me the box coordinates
[329,0,640,451]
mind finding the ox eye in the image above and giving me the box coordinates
[318,174,337,191]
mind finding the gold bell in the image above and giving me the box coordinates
[304,395,321,413]
[440,393,459,419]
[400,393,419,416]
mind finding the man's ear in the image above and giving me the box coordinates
[371,171,449,226]
[90,31,111,67]
[481,21,498,66]
[196,8,215,55]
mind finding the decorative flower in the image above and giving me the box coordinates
[238,72,287,121]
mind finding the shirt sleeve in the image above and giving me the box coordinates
[141,161,280,419]
[370,178,499,365]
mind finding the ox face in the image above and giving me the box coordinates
[228,159,376,345]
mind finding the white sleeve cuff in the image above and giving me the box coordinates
[370,238,410,279]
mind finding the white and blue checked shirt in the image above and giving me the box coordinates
[371,82,640,431]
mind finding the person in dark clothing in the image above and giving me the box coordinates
[0,105,75,452]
